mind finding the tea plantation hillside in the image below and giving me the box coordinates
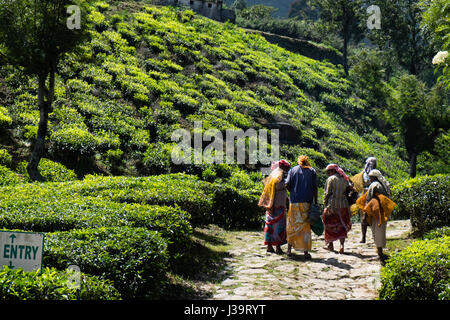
[0,1,408,183]
[0,1,426,300]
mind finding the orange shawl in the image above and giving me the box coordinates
[356,192,397,227]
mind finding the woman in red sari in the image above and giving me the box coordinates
[258,160,291,254]
[322,164,352,254]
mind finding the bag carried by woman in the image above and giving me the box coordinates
[308,203,324,236]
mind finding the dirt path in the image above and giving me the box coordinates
[208,220,411,300]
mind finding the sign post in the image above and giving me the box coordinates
[0,230,44,272]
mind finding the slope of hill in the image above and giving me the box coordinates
[0,1,408,185]
[0,0,414,300]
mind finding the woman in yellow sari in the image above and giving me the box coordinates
[258,160,291,254]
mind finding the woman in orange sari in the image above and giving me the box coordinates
[258,160,291,254]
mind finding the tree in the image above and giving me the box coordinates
[238,5,277,21]
[288,0,318,20]
[386,74,449,177]
[0,0,91,181]
[367,0,436,77]
[349,47,391,131]
[309,0,365,76]
[421,0,450,89]
[231,0,247,12]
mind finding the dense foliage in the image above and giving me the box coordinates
[0,2,409,182]
[44,227,169,299]
[0,266,121,300]
[391,174,449,234]
[379,235,450,300]
[0,1,447,300]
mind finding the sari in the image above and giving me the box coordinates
[286,202,312,251]
[258,167,287,246]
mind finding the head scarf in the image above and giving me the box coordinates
[298,155,312,169]
[326,164,349,181]
[364,157,377,174]
[368,169,391,197]
[271,160,291,171]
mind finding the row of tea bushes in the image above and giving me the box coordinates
[44,227,169,299]
[0,171,264,298]
[0,266,121,300]
[379,175,449,300]
[0,198,192,258]
[380,230,449,300]
[391,174,449,234]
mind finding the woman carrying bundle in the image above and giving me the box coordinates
[356,169,396,264]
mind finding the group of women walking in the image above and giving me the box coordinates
[258,156,396,263]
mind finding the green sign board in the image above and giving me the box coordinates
[0,230,44,272]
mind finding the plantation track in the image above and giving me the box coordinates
[203,220,411,300]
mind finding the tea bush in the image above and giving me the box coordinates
[44,227,169,299]
[0,149,12,167]
[379,236,450,300]
[0,106,12,126]
[211,183,264,229]
[17,158,77,182]
[0,198,191,257]
[423,227,450,240]
[391,174,449,234]
[0,165,23,186]
[0,266,121,300]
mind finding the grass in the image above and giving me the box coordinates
[161,225,233,299]
[385,236,414,255]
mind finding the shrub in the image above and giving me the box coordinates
[423,227,450,240]
[50,126,99,155]
[0,197,192,261]
[211,183,264,229]
[379,236,450,300]
[0,165,23,186]
[0,106,12,126]
[17,159,77,182]
[0,266,121,300]
[0,149,12,167]
[391,174,449,235]
[73,174,214,226]
[143,142,173,175]
[44,227,169,299]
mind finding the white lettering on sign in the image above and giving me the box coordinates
[0,231,44,272]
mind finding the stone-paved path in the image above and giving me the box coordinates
[210,220,411,300]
